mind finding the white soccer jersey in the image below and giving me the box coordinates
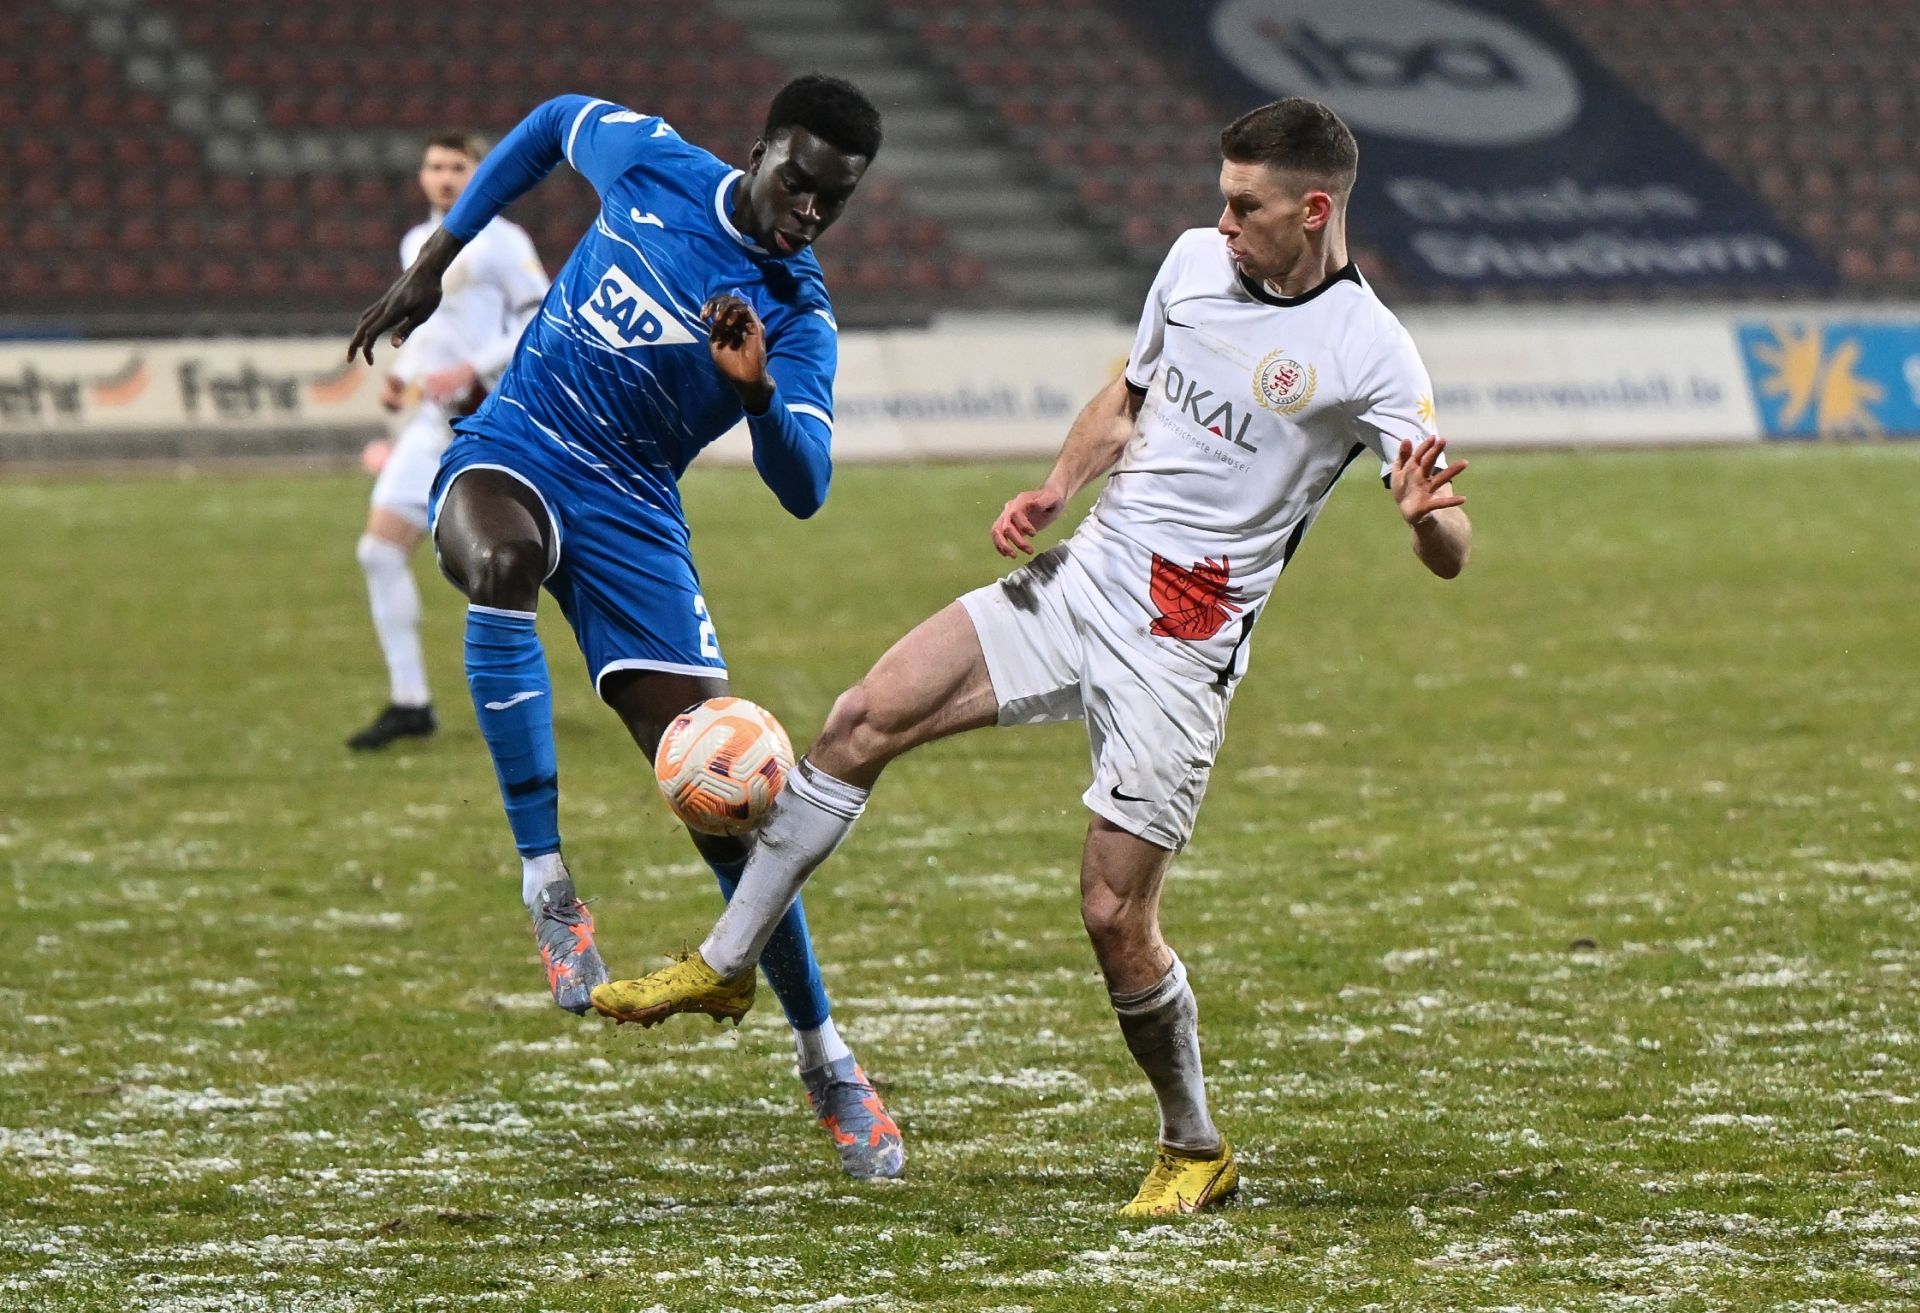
[392,215,549,385]
[1076,227,1443,682]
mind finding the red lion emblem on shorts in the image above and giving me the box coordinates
[1148,555,1244,641]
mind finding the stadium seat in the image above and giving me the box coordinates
[8,0,1914,319]
[1544,0,1917,298]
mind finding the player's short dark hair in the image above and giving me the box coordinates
[764,74,882,160]
[423,130,487,162]
[1219,98,1357,195]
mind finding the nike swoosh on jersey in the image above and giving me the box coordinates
[484,691,546,712]
[1110,784,1152,803]
[1166,314,1201,330]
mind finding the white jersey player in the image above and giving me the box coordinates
[350,131,548,751]
[595,99,1473,1215]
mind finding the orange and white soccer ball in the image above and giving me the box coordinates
[654,696,795,836]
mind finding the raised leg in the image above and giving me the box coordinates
[600,666,906,1178]
[702,601,1001,976]
[599,669,835,1037]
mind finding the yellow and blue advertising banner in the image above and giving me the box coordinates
[1737,321,1920,440]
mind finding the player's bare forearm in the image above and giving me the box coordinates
[991,376,1142,557]
[1390,435,1469,578]
[348,228,468,363]
[1043,375,1143,501]
[413,226,466,278]
[1411,505,1471,579]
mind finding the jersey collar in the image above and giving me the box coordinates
[1239,261,1360,307]
[714,171,770,256]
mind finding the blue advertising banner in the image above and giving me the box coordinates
[1737,320,1920,439]
[1112,0,1832,293]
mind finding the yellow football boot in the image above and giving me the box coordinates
[1120,1140,1239,1217]
[590,949,756,1027]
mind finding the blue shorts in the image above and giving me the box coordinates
[430,430,725,692]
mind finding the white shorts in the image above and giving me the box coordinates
[370,403,453,525]
[959,539,1233,850]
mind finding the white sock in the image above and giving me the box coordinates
[521,851,568,910]
[357,532,430,707]
[794,1016,853,1072]
[1110,953,1221,1154]
[701,759,867,978]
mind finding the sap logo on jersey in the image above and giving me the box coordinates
[582,264,697,351]
[1208,0,1581,146]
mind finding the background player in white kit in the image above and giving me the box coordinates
[596,98,1474,1214]
[349,132,549,751]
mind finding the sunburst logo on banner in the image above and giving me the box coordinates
[1749,324,1885,438]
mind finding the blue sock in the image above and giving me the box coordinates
[464,605,560,857]
[709,855,831,1031]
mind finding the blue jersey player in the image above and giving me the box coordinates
[347,77,901,1179]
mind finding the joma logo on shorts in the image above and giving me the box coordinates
[1163,364,1255,452]
[581,264,696,350]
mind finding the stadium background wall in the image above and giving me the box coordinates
[1,309,1916,463]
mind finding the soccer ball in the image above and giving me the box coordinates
[654,696,795,836]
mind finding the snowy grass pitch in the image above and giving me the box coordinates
[1,447,1916,1310]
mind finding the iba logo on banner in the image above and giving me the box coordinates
[1114,0,1831,292]
[1210,0,1580,146]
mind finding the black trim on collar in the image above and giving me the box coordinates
[1238,261,1361,307]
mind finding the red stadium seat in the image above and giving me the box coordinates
[12,0,1906,317]
[6,262,57,298]
[102,258,146,296]
[115,214,163,252]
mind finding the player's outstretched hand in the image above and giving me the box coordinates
[702,294,772,410]
[1391,436,1468,525]
[991,487,1064,558]
[348,266,445,365]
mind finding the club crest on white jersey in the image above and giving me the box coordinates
[581,263,696,350]
[1254,349,1317,414]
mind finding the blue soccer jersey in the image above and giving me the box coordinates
[439,96,839,541]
